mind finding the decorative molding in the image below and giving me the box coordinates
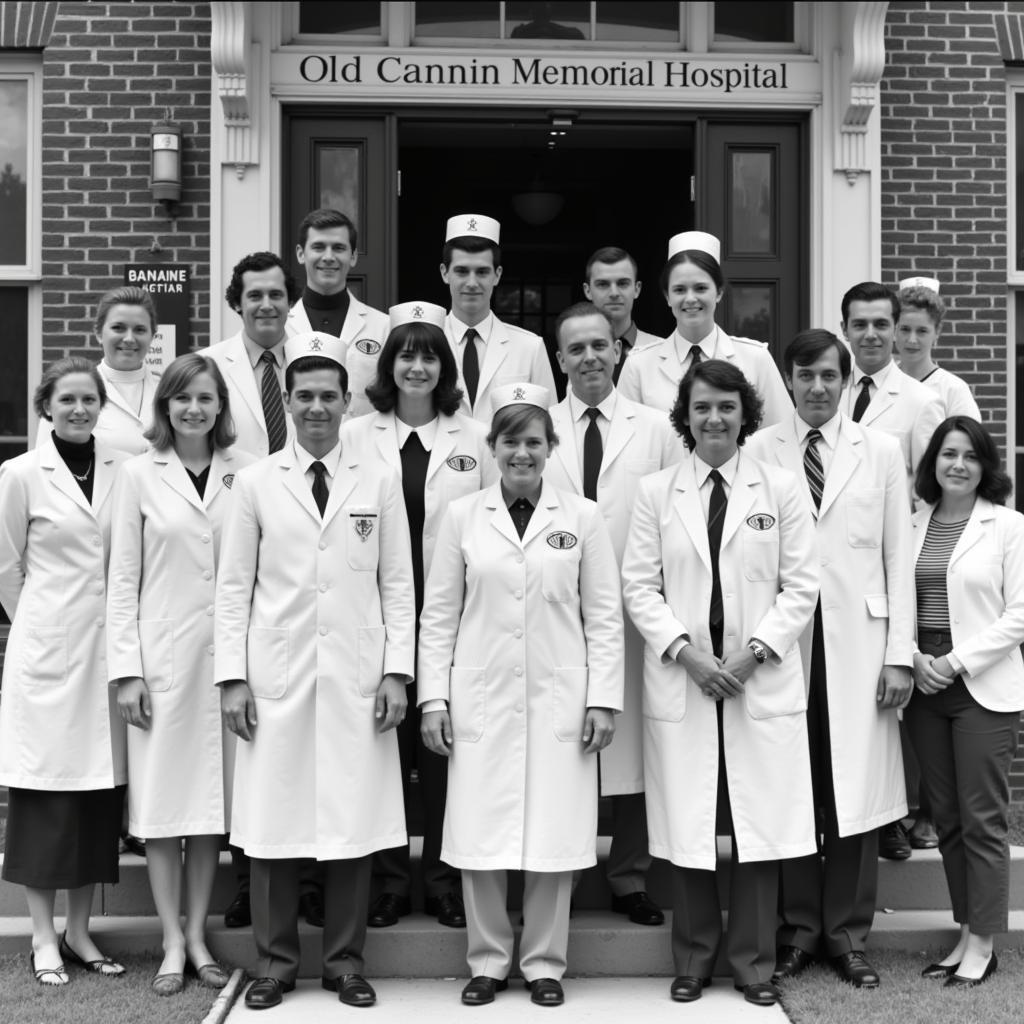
[0,1,58,48]
[834,2,889,185]
[996,13,1024,64]
[211,1,258,177]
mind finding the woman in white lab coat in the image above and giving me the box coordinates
[418,383,623,1008]
[107,353,253,995]
[341,302,494,928]
[0,357,129,985]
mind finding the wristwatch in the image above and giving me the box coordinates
[747,639,769,664]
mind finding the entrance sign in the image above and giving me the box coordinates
[124,264,191,373]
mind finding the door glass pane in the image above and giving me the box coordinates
[729,150,775,256]
[0,286,28,445]
[714,2,794,43]
[0,80,29,266]
[416,1,500,38]
[596,2,680,43]
[729,283,775,346]
[317,146,362,247]
[1017,95,1024,273]
[508,2,590,40]
[299,1,381,34]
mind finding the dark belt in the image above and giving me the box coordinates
[918,629,952,646]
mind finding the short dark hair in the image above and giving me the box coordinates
[34,356,107,420]
[441,235,502,269]
[669,358,762,451]
[225,252,300,312]
[285,355,349,394]
[899,285,945,328]
[554,301,612,349]
[585,246,638,281]
[914,416,1012,506]
[364,323,464,416]
[145,353,236,452]
[659,250,724,297]
[487,404,558,448]
[841,281,899,325]
[94,285,159,334]
[296,208,358,250]
[783,329,852,382]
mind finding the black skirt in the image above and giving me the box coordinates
[2,785,125,888]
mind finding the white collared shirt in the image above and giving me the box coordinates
[847,358,896,417]
[293,438,343,492]
[395,416,439,453]
[449,311,494,374]
[242,334,287,391]
[795,411,841,479]
[568,388,616,476]
[693,449,739,522]
[672,326,717,371]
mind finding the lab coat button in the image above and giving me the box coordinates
[319,626,328,636]
[319,584,328,593]
[92,535,101,546]
[319,542,327,550]
[201,534,211,543]
[207,645,215,655]
[514,703,524,713]
[516,555,524,564]
[203,570,213,580]
[514,666,523,676]
[514,589,523,599]
[206,606,214,616]
[96,618,104,628]
[514,629,523,638]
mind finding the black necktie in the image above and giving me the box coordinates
[582,408,602,501]
[260,350,287,453]
[804,428,824,512]
[310,460,328,518]
[689,345,703,367]
[462,329,480,409]
[707,469,727,657]
[400,432,430,616]
[852,376,873,423]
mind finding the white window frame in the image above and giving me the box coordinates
[1007,76,1024,501]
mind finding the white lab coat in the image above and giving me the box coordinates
[920,366,981,420]
[106,445,256,837]
[417,482,624,871]
[746,414,912,836]
[444,314,557,423]
[205,332,296,458]
[544,392,681,794]
[618,326,793,428]
[339,411,497,576]
[287,294,390,420]
[0,436,128,789]
[911,498,1024,713]
[621,451,819,868]
[214,443,416,859]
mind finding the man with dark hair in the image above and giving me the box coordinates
[287,208,390,419]
[439,213,556,423]
[747,329,913,990]
[583,246,661,384]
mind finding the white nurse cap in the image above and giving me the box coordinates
[388,301,447,331]
[667,230,721,263]
[489,382,551,415]
[899,276,940,295]
[283,331,346,369]
[445,214,501,244]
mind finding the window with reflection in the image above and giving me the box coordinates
[298,1,382,35]
[596,2,681,43]
[417,1,501,38]
[0,79,28,267]
[714,1,794,44]
[0,286,28,460]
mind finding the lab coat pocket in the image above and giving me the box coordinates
[247,627,289,699]
[846,490,884,548]
[357,625,386,697]
[865,594,889,619]
[19,625,68,687]
[139,619,174,693]
[744,660,807,720]
[627,460,659,479]
[346,507,381,571]
[742,534,779,582]
[641,646,686,722]
[449,666,485,742]
[541,547,581,603]
[552,666,588,741]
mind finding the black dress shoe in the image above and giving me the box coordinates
[425,892,467,928]
[832,951,880,988]
[945,954,997,988]
[245,977,294,1010]
[773,945,816,981]
[526,977,564,1006]
[335,973,377,1006]
[879,821,912,860]
[610,891,665,926]
[670,976,710,1002]
[909,817,939,849]
[367,892,411,927]
[224,888,251,928]
[921,961,960,979]
[299,890,325,928]
[461,976,509,1005]
[736,981,781,1006]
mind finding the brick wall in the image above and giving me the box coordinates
[41,1,211,363]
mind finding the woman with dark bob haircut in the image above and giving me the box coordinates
[342,303,495,930]
[905,416,1024,989]
[669,357,764,450]
[106,352,256,995]
[1,356,131,986]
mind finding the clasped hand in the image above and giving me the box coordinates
[677,646,754,700]
[912,652,955,696]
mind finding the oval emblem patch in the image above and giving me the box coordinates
[746,513,776,531]
[546,531,578,550]
[446,455,477,472]
[355,339,381,355]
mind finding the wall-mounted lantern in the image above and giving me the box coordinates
[151,119,183,216]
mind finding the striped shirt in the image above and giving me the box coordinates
[915,516,969,630]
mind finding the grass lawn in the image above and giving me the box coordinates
[0,952,222,1024]
[780,948,1024,1024]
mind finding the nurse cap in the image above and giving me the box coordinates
[490,382,551,415]
[445,213,501,244]
[668,230,721,263]
[899,276,940,295]
[389,301,447,331]
[283,331,346,369]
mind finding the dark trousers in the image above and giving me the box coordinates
[778,605,878,956]
[230,845,321,899]
[250,855,372,983]
[671,699,777,985]
[904,631,1020,935]
[606,792,652,897]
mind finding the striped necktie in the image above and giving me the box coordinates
[260,350,287,453]
[804,429,824,512]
